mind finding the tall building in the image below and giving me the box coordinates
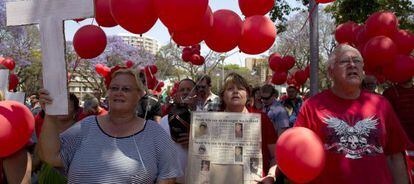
[245,58,272,83]
[118,33,160,55]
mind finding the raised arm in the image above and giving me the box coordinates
[37,89,63,167]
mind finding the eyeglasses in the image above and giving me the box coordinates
[108,86,137,93]
[260,95,272,101]
[337,58,363,66]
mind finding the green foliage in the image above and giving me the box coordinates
[269,0,301,33]
[325,0,414,31]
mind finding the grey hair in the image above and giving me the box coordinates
[327,44,363,70]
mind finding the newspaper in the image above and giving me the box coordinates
[186,112,262,184]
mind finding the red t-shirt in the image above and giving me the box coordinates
[77,107,108,121]
[383,85,414,146]
[295,89,408,184]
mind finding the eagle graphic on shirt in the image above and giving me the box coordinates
[323,115,384,159]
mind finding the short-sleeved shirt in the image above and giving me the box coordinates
[60,116,182,183]
[263,100,290,133]
[295,89,408,184]
[196,93,220,112]
[383,85,414,145]
[136,94,162,121]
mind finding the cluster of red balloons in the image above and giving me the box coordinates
[0,57,19,91]
[181,44,205,66]
[268,53,308,86]
[73,25,107,59]
[0,101,35,157]
[142,65,164,93]
[335,11,414,83]
[276,127,326,183]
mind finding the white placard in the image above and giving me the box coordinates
[0,70,9,94]
[6,0,94,115]
[5,92,26,104]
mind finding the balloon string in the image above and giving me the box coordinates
[282,2,319,57]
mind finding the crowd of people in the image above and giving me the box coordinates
[0,44,413,184]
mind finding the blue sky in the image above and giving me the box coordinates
[64,0,304,66]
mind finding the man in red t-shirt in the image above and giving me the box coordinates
[293,44,409,184]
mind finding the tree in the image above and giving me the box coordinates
[67,36,156,96]
[270,10,336,91]
[155,42,222,81]
[269,0,301,33]
[1,0,43,95]
[325,0,414,30]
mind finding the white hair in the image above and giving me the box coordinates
[327,44,363,70]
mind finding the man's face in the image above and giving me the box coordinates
[260,92,274,106]
[329,50,364,88]
[176,80,195,104]
[287,88,297,99]
[196,79,210,97]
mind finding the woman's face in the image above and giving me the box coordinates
[223,83,248,111]
[108,73,142,113]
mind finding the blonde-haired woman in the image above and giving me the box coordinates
[39,68,181,183]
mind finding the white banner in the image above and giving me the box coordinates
[186,112,262,184]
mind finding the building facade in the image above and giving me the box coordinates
[118,34,160,55]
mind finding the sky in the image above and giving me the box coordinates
[64,0,304,66]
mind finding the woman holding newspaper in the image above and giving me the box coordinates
[220,73,277,182]
[38,68,181,183]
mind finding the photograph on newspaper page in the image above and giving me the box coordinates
[186,112,262,184]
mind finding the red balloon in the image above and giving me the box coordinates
[271,72,287,85]
[95,0,117,27]
[205,10,243,53]
[294,70,308,85]
[239,15,277,55]
[0,101,35,157]
[365,11,398,38]
[182,47,192,62]
[363,36,398,68]
[238,0,274,17]
[170,7,213,46]
[392,29,414,55]
[282,55,296,70]
[125,60,134,68]
[383,55,414,83]
[95,64,104,74]
[190,54,205,66]
[316,0,335,3]
[73,25,107,59]
[335,21,358,44]
[286,75,297,86]
[149,65,158,74]
[355,25,369,47]
[268,54,284,72]
[8,73,18,91]
[110,0,158,34]
[276,127,325,183]
[154,0,208,32]
[159,81,165,88]
[0,57,15,70]
[305,65,310,78]
[182,50,192,62]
